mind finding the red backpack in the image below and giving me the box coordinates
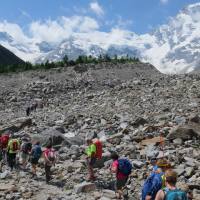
[11,139,19,151]
[94,140,103,160]
[1,135,9,149]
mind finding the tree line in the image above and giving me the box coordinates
[0,54,140,74]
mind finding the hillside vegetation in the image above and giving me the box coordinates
[0,54,140,73]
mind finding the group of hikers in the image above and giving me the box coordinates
[0,132,57,183]
[0,132,193,199]
[85,138,192,200]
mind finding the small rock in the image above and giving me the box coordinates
[74,182,96,193]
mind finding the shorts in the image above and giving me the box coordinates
[31,157,39,165]
[21,152,29,162]
[116,177,128,190]
[88,157,96,167]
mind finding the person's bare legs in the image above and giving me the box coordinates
[32,164,36,175]
[89,165,95,179]
[116,189,123,199]
[86,158,95,180]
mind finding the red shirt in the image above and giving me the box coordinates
[112,160,128,180]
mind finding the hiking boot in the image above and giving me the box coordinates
[31,173,37,179]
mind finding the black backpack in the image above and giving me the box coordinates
[22,142,32,153]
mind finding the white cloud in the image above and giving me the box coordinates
[0,20,30,43]
[160,0,169,4]
[115,16,133,29]
[90,1,104,16]
[19,9,32,20]
[73,6,88,14]
[78,17,99,32]
[29,16,99,43]
[0,16,99,61]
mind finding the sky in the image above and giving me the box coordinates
[0,0,199,35]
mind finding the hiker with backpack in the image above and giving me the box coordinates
[155,169,188,200]
[0,132,10,163]
[30,141,42,178]
[110,152,132,199]
[85,138,97,181]
[0,137,3,172]
[7,135,20,171]
[26,106,31,116]
[43,143,57,183]
[20,138,32,170]
[142,159,172,200]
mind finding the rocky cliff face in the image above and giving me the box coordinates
[0,63,200,199]
[0,44,24,65]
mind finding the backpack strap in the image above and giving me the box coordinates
[162,188,168,200]
[163,187,178,200]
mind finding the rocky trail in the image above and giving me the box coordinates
[0,62,200,199]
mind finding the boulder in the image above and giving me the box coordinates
[189,114,200,123]
[174,166,185,176]
[132,160,144,168]
[101,189,116,199]
[94,152,111,168]
[31,127,65,146]
[0,183,15,191]
[132,117,148,127]
[185,167,194,178]
[74,182,96,193]
[0,117,32,134]
[167,126,199,140]
[63,136,85,147]
[173,138,183,145]
[141,137,162,146]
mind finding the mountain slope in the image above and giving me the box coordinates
[0,44,24,65]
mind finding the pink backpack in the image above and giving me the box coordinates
[44,148,56,162]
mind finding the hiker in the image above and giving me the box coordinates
[110,152,132,199]
[85,138,97,181]
[26,107,31,116]
[30,141,42,177]
[0,138,3,172]
[156,159,172,189]
[30,102,38,112]
[155,169,188,200]
[43,143,56,183]
[0,132,10,163]
[20,138,32,170]
[151,158,158,174]
[7,135,20,171]
[142,159,171,200]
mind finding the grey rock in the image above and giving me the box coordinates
[173,138,183,145]
[74,182,96,194]
[132,160,144,168]
[167,126,199,140]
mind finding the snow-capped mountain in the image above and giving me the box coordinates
[0,2,200,73]
[0,31,41,62]
[142,2,200,73]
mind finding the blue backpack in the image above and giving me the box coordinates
[142,173,163,200]
[32,145,42,159]
[118,159,132,175]
[163,188,188,200]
